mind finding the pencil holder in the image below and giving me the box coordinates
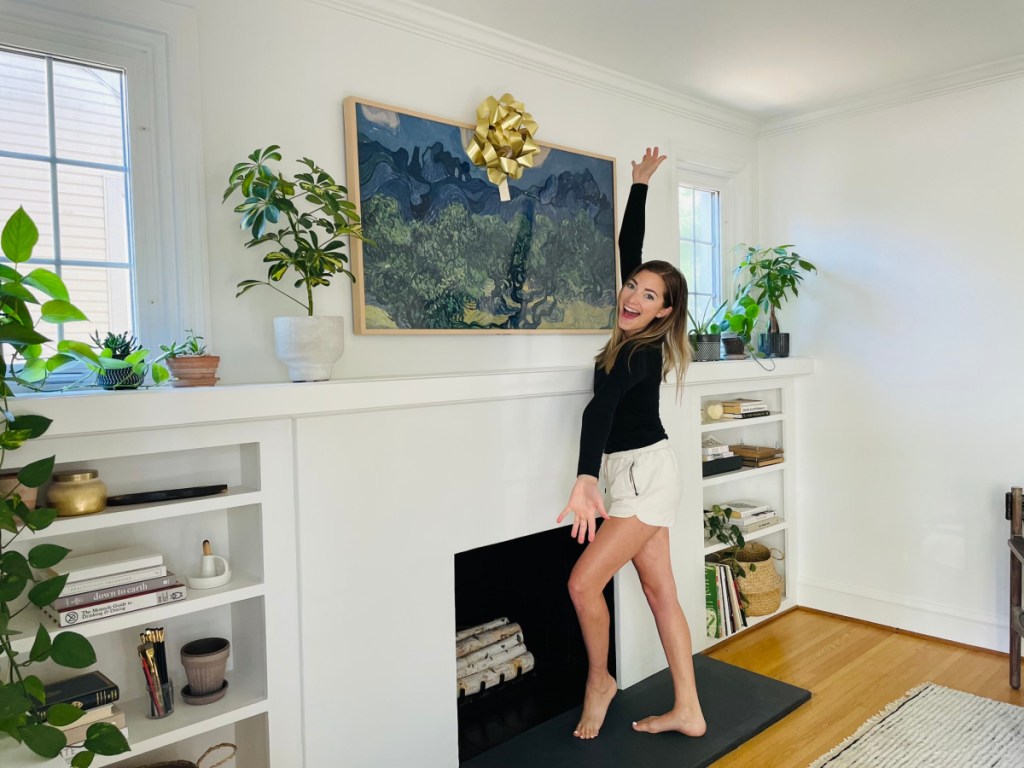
[146,681,174,719]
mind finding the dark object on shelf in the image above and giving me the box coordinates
[722,335,745,357]
[758,332,790,358]
[702,455,744,477]
[137,742,237,768]
[106,484,228,506]
[691,333,721,362]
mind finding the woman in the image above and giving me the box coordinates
[557,147,706,740]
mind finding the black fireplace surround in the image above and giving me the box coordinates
[455,525,615,762]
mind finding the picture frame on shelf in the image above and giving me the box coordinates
[343,97,617,334]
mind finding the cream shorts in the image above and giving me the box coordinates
[602,440,680,528]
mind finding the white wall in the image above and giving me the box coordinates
[193,0,758,383]
[760,77,1024,649]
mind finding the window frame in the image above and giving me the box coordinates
[0,0,208,367]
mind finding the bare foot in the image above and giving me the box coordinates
[632,708,707,737]
[573,673,617,739]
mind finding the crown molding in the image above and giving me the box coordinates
[307,0,762,137]
[759,52,1024,138]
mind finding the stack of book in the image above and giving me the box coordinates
[41,546,186,628]
[704,561,746,639]
[719,398,771,419]
[701,436,743,477]
[729,443,785,468]
[39,671,128,758]
[707,499,782,536]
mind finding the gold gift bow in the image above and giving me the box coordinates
[465,93,539,201]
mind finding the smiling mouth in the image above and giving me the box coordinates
[621,306,641,320]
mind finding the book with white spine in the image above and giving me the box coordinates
[47,546,164,584]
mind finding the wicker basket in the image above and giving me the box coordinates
[137,743,236,768]
[731,542,784,617]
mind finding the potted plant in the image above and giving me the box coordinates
[0,206,130,765]
[160,329,220,387]
[733,244,816,358]
[62,331,170,390]
[721,294,761,358]
[222,145,367,382]
[704,503,757,579]
[687,297,726,362]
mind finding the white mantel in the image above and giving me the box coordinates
[9,358,812,767]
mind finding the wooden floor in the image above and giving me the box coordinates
[703,608,1024,767]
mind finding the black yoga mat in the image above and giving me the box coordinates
[462,654,810,768]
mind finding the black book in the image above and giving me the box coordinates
[42,671,119,712]
[720,410,771,420]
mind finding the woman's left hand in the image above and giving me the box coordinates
[557,475,608,544]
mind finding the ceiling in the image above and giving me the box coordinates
[411,0,1024,121]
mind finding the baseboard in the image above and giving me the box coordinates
[798,577,1007,653]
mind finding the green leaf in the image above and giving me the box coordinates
[10,415,52,439]
[22,268,69,300]
[0,684,33,720]
[1,550,32,579]
[2,207,39,263]
[19,456,55,488]
[23,674,46,704]
[0,324,49,346]
[28,576,66,607]
[28,543,71,569]
[51,632,96,668]
[71,751,96,768]
[0,281,39,303]
[18,358,47,383]
[84,721,130,755]
[41,300,88,324]
[29,624,52,662]
[151,363,169,384]
[0,428,33,450]
[21,722,66,758]
[24,505,58,531]
[47,703,86,727]
[0,572,27,601]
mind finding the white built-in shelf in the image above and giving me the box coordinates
[700,413,784,432]
[703,597,796,649]
[702,463,785,487]
[703,521,789,556]
[5,487,261,542]
[10,571,264,653]
[0,673,267,768]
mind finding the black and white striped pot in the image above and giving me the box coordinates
[691,334,721,362]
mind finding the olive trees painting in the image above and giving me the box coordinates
[343,98,617,334]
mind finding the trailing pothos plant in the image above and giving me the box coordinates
[0,207,129,765]
[704,504,756,579]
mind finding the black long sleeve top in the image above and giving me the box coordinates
[576,184,667,478]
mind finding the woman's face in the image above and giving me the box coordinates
[618,269,672,336]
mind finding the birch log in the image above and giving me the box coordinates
[457,641,527,677]
[455,622,523,658]
[456,617,509,642]
[457,652,535,696]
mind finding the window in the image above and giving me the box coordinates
[678,183,722,320]
[0,1,208,374]
[0,47,134,349]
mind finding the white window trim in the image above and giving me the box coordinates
[671,146,754,303]
[0,0,209,352]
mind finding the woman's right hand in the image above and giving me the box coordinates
[631,146,666,185]
[557,475,608,544]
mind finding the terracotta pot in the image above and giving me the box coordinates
[0,472,37,510]
[180,637,230,704]
[166,355,220,387]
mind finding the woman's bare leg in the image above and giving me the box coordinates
[630,527,706,736]
[567,516,661,739]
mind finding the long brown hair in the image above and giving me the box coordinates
[595,260,692,388]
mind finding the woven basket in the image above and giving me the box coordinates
[731,542,784,617]
[137,743,236,768]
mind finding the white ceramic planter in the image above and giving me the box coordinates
[273,316,345,382]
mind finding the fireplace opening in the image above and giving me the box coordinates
[454,525,615,762]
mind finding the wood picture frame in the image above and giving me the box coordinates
[343,97,618,334]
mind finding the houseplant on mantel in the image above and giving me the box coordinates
[0,207,130,765]
[687,297,726,362]
[159,329,220,387]
[223,145,367,382]
[733,244,816,358]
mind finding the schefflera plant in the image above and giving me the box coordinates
[0,207,129,766]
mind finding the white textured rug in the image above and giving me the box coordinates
[809,683,1024,767]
